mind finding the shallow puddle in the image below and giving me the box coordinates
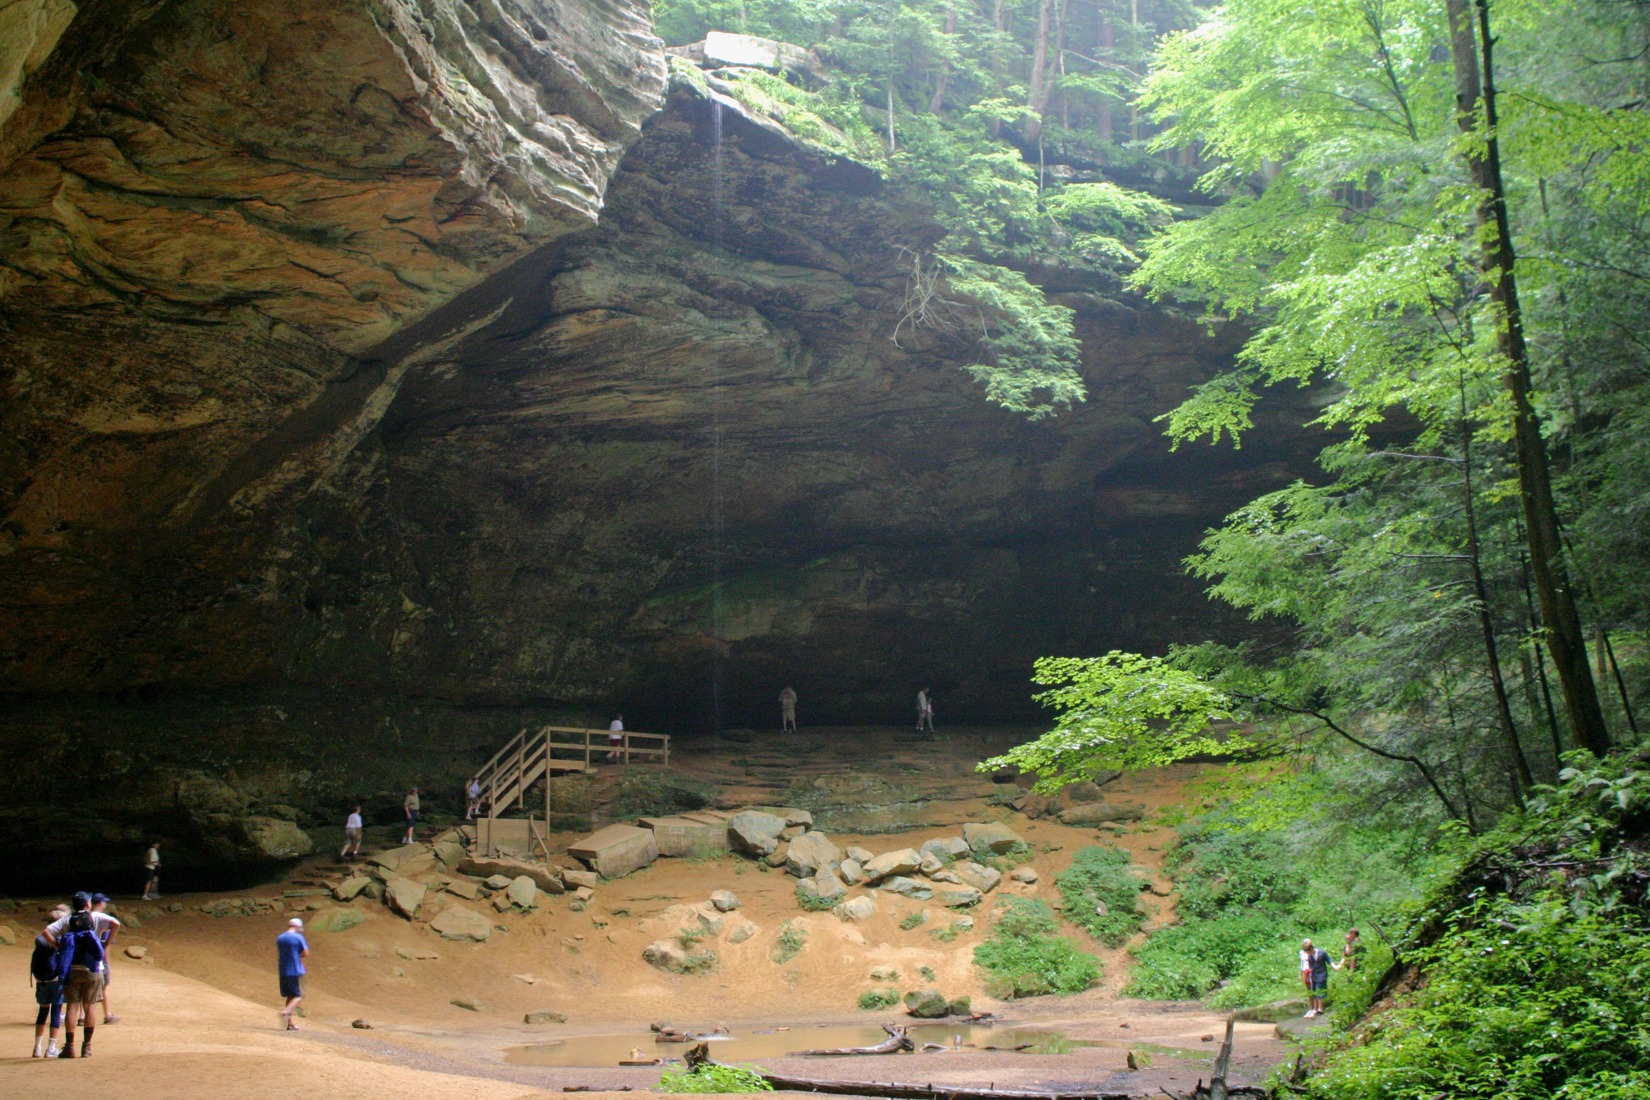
[504,1023,1097,1067]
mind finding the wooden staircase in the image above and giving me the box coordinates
[470,725,671,821]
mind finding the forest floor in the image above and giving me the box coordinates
[1,726,1296,1099]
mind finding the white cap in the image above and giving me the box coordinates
[288,918,304,929]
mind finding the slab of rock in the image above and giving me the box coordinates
[834,896,875,922]
[640,813,733,858]
[845,846,874,864]
[506,876,539,909]
[573,886,595,902]
[333,875,374,902]
[1058,801,1145,826]
[371,844,433,875]
[934,886,983,908]
[445,878,482,901]
[727,811,786,857]
[563,869,600,890]
[430,906,493,941]
[955,862,1002,893]
[764,844,790,868]
[484,874,513,890]
[754,806,813,828]
[862,848,922,883]
[880,876,932,900]
[838,858,865,886]
[709,890,741,912]
[309,906,367,933]
[568,824,660,879]
[383,877,425,920]
[524,1009,568,1024]
[921,836,970,860]
[963,822,1026,855]
[785,831,842,878]
[458,858,566,894]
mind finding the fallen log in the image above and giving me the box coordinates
[792,1024,914,1056]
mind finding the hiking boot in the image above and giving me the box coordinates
[80,1040,92,1057]
[58,1041,75,1058]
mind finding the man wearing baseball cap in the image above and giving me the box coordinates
[276,917,309,1030]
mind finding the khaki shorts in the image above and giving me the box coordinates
[65,966,105,1006]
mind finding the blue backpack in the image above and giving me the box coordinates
[52,911,105,980]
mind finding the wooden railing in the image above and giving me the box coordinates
[469,725,670,819]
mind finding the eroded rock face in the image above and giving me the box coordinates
[0,12,1316,877]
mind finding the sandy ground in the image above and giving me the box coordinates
[2,732,1292,1098]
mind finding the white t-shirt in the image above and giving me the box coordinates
[345,812,363,829]
[145,847,160,869]
[609,719,624,732]
[47,911,120,968]
[467,782,481,798]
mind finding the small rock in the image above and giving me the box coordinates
[124,945,147,959]
[870,966,899,981]
[563,870,600,890]
[838,858,865,886]
[445,878,482,901]
[709,890,741,912]
[352,1018,374,1029]
[451,996,485,1012]
[727,811,787,857]
[1008,867,1040,884]
[506,876,539,910]
[844,846,873,864]
[573,886,595,902]
[383,877,425,920]
[430,905,494,942]
[833,896,875,922]
[333,875,373,902]
[920,837,970,860]
[485,875,513,890]
[524,1009,568,1024]
[764,845,789,868]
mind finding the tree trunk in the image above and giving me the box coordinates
[928,4,956,113]
[988,0,1007,138]
[1443,0,1611,756]
[1025,0,1055,144]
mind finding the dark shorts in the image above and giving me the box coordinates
[406,810,419,826]
[1309,980,1328,994]
[65,967,104,1006]
[280,974,303,999]
[35,979,64,1007]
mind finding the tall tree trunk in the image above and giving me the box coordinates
[1095,20,1114,142]
[1025,0,1055,144]
[928,3,956,113]
[1444,0,1611,756]
[1460,383,1532,802]
[988,0,1007,138]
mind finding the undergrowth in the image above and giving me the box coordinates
[659,1063,774,1093]
[1056,845,1149,946]
[973,897,1101,998]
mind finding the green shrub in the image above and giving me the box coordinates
[795,884,836,912]
[1126,911,1280,1000]
[659,1063,774,1093]
[1056,846,1149,946]
[771,920,806,964]
[972,898,1102,998]
[899,910,929,931]
[857,988,900,1010]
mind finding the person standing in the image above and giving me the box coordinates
[91,893,120,1024]
[779,686,798,732]
[401,788,420,845]
[1301,938,1331,1017]
[917,689,935,733]
[1338,928,1364,973]
[465,779,483,820]
[341,804,364,860]
[606,714,624,763]
[43,892,117,1057]
[29,904,70,1057]
[276,917,309,1030]
[141,841,161,900]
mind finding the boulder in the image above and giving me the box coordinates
[930,870,963,885]
[781,824,805,839]
[785,831,842,878]
[955,862,1002,893]
[308,906,367,933]
[640,813,733,858]
[445,878,482,901]
[568,824,660,879]
[862,848,922,883]
[383,877,426,920]
[333,875,373,902]
[709,890,741,912]
[433,837,468,869]
[920,837,970,860]
[525,1009,568,1024]
[506,876,539,909]
[805,870,847,903]
[934,886,983,908]
[1057,801,1145,826]
[765,844,790,868]
[903,989,951,1018]
[845,846,874,864]
[563,869,600,890]
[642,940,717,974]
[838,858,865,885]
[725,915,758,944]
[727,811,787,857]
[430,906,493,941]
[240,816,315,861]
[1061,780,1105,803]
[963,822,1026,855]
[834,896,875,922]
[1009,867,1040,884]
[880,876,932,900]
[371,844,434,875]
[457,858,566,894]
[919,853,944,876]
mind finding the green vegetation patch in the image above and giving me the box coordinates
[972,898,1101,998]
[771,920,806,964]
[659,1063,773,1093]
[1056,845,1150,946]
[857,988,901,1010]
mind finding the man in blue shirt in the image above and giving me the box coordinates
[276,918,309,1030]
